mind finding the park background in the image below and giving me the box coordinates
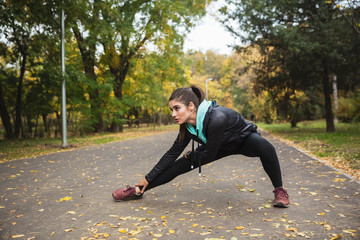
[0,0,359,179]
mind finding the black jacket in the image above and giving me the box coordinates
[145,101,257,182]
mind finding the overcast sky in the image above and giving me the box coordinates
[183,0,239,55]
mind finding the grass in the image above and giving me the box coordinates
[258,120,360,180]
[0,124,178,164]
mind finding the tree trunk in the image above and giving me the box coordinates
[332,74,338,123]
[15,53,27,138]
[34,114,39,138]
[72,4,104,133]
[322,66,335,132]
[111,62,130,132]
[26,115,33,136]
[0,82,14,139]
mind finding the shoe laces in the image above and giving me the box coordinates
[274,187,289,198]
[124,185,134,192]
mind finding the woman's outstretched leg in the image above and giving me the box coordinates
[236,132,283,188]
[236,132,289,207]
[112,156,194,201]
[145,156,194,191]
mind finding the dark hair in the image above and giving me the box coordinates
[169,85,205,141]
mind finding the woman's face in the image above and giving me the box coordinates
[169,100,195,125]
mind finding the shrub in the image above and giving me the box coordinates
[336,90,360,123]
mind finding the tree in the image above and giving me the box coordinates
[0,0,58,138]
[98,0,209,131]
[331,0,360,34]
[65,0,106,132]
[221,0,360,131]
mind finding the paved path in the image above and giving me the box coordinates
[0,131,359,240]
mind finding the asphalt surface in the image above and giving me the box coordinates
[0,130,359,240]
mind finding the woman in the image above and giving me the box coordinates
[112,85,290,207]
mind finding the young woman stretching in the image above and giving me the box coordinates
[112,85,290,207]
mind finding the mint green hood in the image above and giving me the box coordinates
[186,100,213,143]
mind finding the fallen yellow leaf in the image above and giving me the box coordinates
[263,219,274,222]
[235,226,245,230]
[57,196,72,202]
[103,233,110,238]
[298,232,306,237]
[12,235,25,238]
[273,223,281,228]
[264,203,272,208]
[95,221,106,226]
[285,227,298,233]
[330,233,343,240]
[250,233,264,237]
[333,178,346,182]
[109,223,118,228]
[169,230,175,234]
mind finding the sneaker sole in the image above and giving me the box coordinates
[112,193,143,202]
[274,202,289,208]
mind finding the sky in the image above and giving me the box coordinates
[183,0,239,55]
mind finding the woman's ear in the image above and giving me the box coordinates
[188,102,196,112]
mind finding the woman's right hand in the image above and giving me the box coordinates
[135,177,149,194]
[184,150,191,158]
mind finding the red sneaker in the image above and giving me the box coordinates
[273,187,290,208]
[112,185,143,201]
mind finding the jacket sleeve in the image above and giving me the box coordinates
[145,134,190,182]
[194,110,227,164]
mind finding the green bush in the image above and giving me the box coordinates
[336,90,360,123]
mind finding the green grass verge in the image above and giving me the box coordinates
[0,124,178,163]
[258,120,360,179]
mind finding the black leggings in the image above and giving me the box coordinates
[145,132,283,191]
